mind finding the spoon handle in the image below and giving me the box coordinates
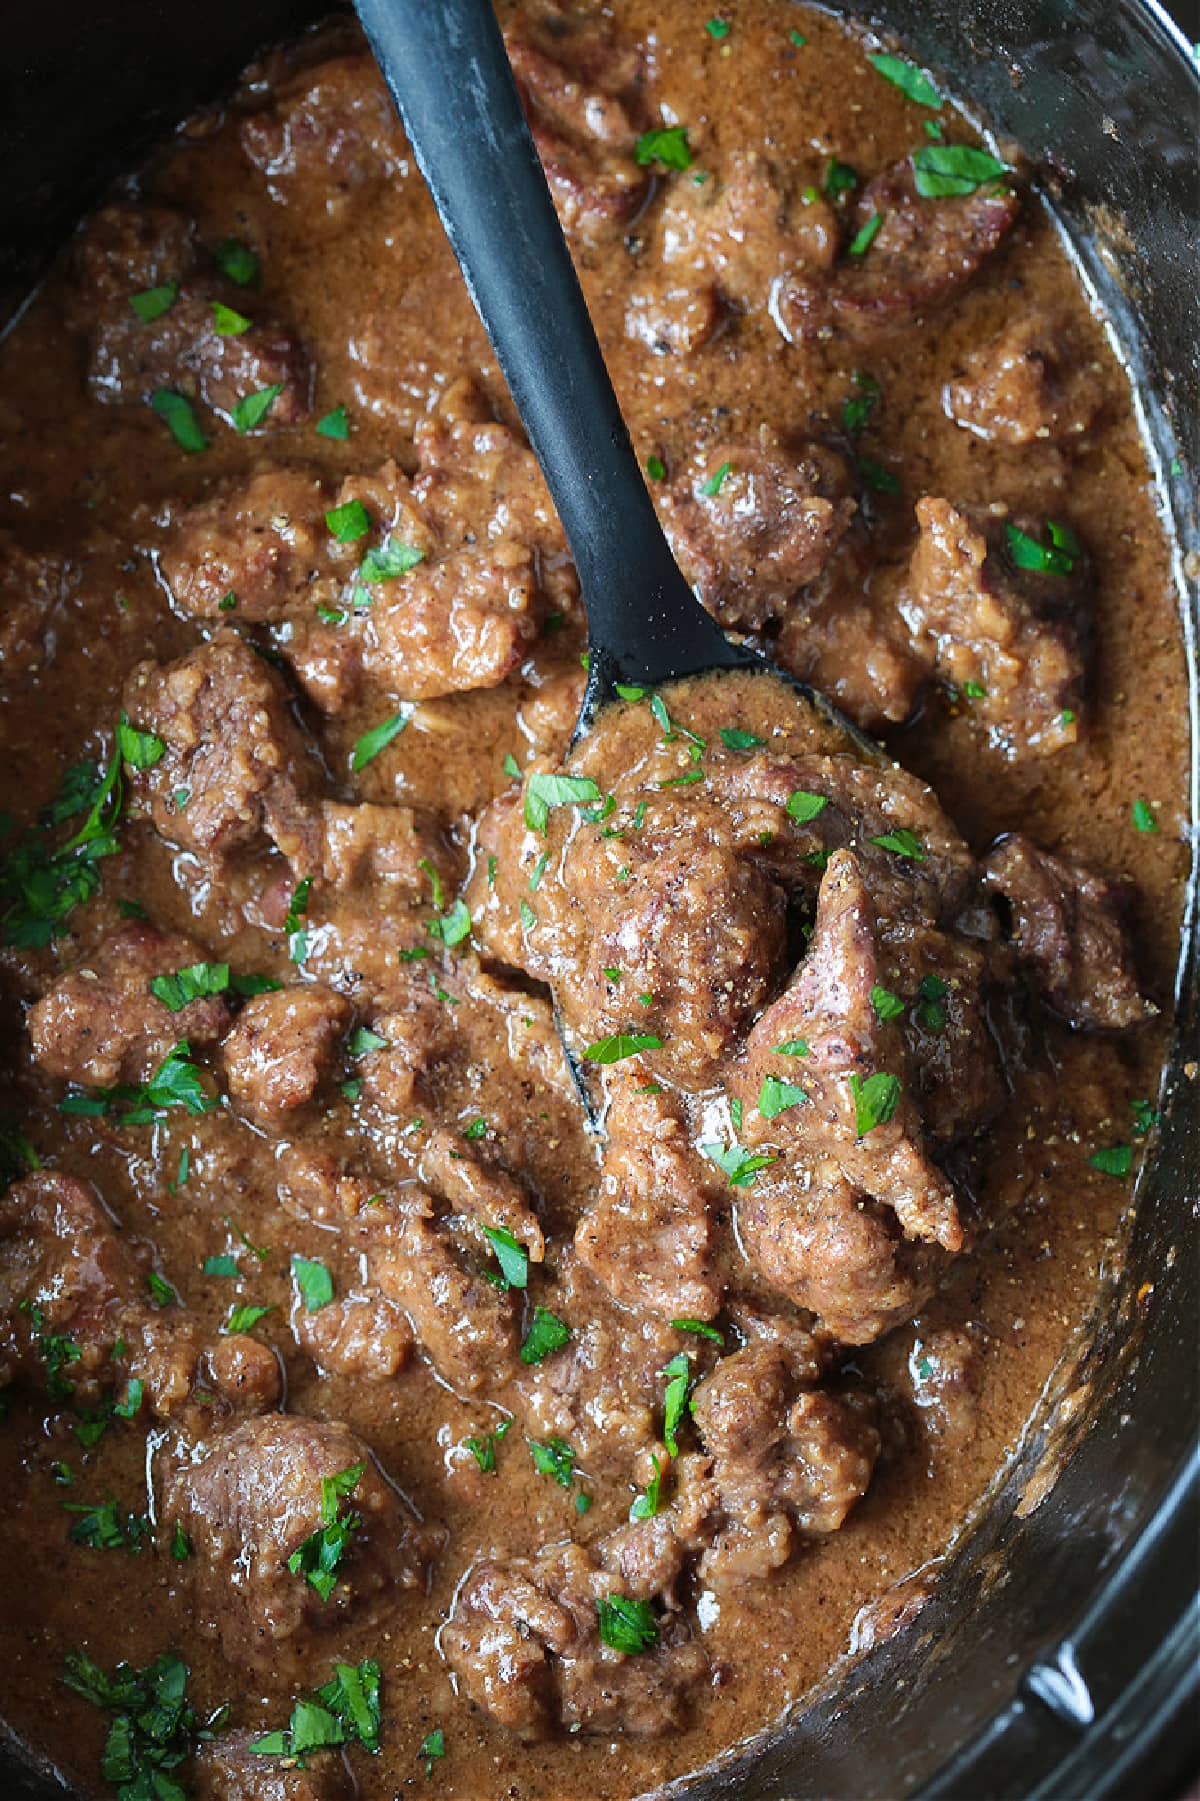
[353,0,737,689]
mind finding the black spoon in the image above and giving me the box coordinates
[352,0,879,756]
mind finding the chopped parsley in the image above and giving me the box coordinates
[0,1115,39,1192]
[359,538,425,584]
[774,1037,811,1057]
[149,388,207,453]
[912,143,1009,198]
[60,1040,215,1126]
[352,708,412,772]
[705,17,730,39]
[212,236,260,285]
[823,156,859,196]
[660,1353,691,1455]
[524,772,602,833]
[64,1497,151,1552]
[465,1418,512,1473]
[428,898,472,948]
[348,1025,389,1058]
[150,962,229,1012]
[870,827,925,860]
[630,1453,665,1520]
[146,1272,177,1308]
[129,282,178,322]
[482,1226,529,1290]
[252,1658,382,1759]
[231,383,283,434]
[916,973,948,1031]
[786,789,829,823]
[790,28,807,47]
[843,370,881,437]
[1089,1143,1133,1178]
[211,299,251,336]
[529,1435,576,1487]
[325,499,372,543]
[520,1306,571,1365]
[316,404,349,439]
[202,1254,238,1278]
[672,1317,724,1343]
[847,211,884,257]
[63,1649,204,1796]
[634,126,693,171]
[597,1594,658,1654]
[287,1463,364,1601]
[286,875,312,963]
[1132,799,1158,833]
[849,1071,902,1136]
[582,1032,663,1064]
[758,1074,807,1119]
[418,1728,446,1777]
[292,1255,334,1314]
[1005,518,1081,577]
[1131,1098,1160,1137]
[701,1141,778,1187]
[171,1523,193,1562]
[462,1116,487,1141]
[857,454,902,494]
[223,1303,274,1335]
[645,454,666,481]
[719,727,766,750]
[1,748,126,947]
[116,714,165,770]
[699,460,733,498]
[871,985,905,1022]
[868,52,941,106]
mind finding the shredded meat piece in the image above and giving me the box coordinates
[903,497,1092,759]
[944,316,1105,444]
[658,431,856,630]
[444,1539,709,1740]
[28,923,231,1088]
[775,156,1020,342]
[164,1412,434,1677]
[981,834,1154,1030]
[222,984,352,1129]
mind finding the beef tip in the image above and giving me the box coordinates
[0,534,74,682]
[909,1326,980,1450]
[192,1731,354,1801]
[659,433,855,631]
[903,497,1091,758]
[359,543,544,700]
[122,630,320,868]
[518,664,589,760]
[505,10,649,242]
[164,1412,431,1676]
[240,53,407,222]
[159,469,329,621]
[356,989,457,1116]
[410,380,565,560]
[737,1160,947,1345]
[366,1191,520,1393]
[28,923,231,1088]
[205,1331,284,1411]
[944,316,1105,444]
[625,151,839,353]
[420,1129,545,1260]
[74,203,310,423]
[776,155,1019,342]
[319,802,448,896]
[0,1173,143,1399]
[575,1076,722,1320]
[774,542,927,731]
[690,1343,880,1586]
[981,834,1154,1029]
[734,850,964,1254]
[600,1451,718,1601]
[293,1288,413,1381]
[222,984,352,1129]
[443,1539,709,1740]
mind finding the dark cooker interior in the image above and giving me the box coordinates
[0,2,1195,1797]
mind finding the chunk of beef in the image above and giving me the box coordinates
[518,663,588,760]
[74,204,310,422]
[0,534,74,681]
[505,11,649,242]
[356,989,457,1116]
[410,382,565,559]
[420,1129,545,1260]
[165,1413,431,1676]
[319,802,445,897]
[774,543,926,731]
[122,630,320,868]
[366,1191,520,1393]
[659,433,855,630]
[690,1343,879,1585]
[981,834,1154,1029]
[775,156,1019,342]
[192,1733,354,1801]
[205,1331,283,1412]
[443,1540,709,1740]
[734,850,964,1254]
[240,52,407,221]
[575,1076,722,1319]
[359,543,543,700]
[909,1326,980,1450]
[293,1288,413,1381]
[944,316,1105,444]
[222,984,352,1129]
[600,1451,718,1602]
[158,468,330,621]
[28,923,231,1088]
[0,1173,143,1399]
[904,497,1091,758]
[625,151,838,353]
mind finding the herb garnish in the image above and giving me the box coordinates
[916,973,948,1031]
[843,370,881,437]
[316,404,349,439]
[1089,1143,1133,1178]
[211,300,252,336]
[868,52,941,106]
[823,156,859,196]
[149,389,207,453]
[418,1728,446,1776]
[482,1226,529,1290]
[231,383,283,434]
[847,212,883,257]
[857,454,902,494]
[212,236,260,285]
[1005,519,1081,577]
[287,1463,364,1601]
[912,144,1008,198]
[774,1037,810,1057]
[701,1141,778,1187]
[465,1418,512,1473]
[325,499,372,543]
[786,789,829,823]
[630,1453,665,1520]
[719,727,766,750]
[870,827,925,860]
[520,1306,571,1365]
[582,1032,663,1064]
[871,985,905,1022]
[63,1649,206,1797]
[646,454,666,481]
[59,1040,215,1126]
[1,747,127,946]
[251,1658,382,1759]
[1132,799,1158,833]
[223,1303,274,1335]
[129,283,178,323]
[64,1498,151,1552]
[758,1074,807,1119]
[597,1595,658,1654]
[672,1318,724,1342]
[286,875,312,963]
[524,772,602,833]
[292,1255,334,1314]
[634,126,693,171]
[359,538,425,584]
[849,1071,902,1136]
[428,898,472,948]
[352,708,412,772]
[150,962,229,1012]
[660,1353,691,1455]
[699,461,733,498]
[529,1436,576,1487]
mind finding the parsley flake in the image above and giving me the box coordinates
[352,708,412,771]
[582,1032,662,1064]
[149,389,207,454]
[849,1071,902,1136]
[912,143,1009,198]
[292,1255,334,1314]
[597,1595,658,1654]
[869,52,941,106]
[635,126,693,171]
